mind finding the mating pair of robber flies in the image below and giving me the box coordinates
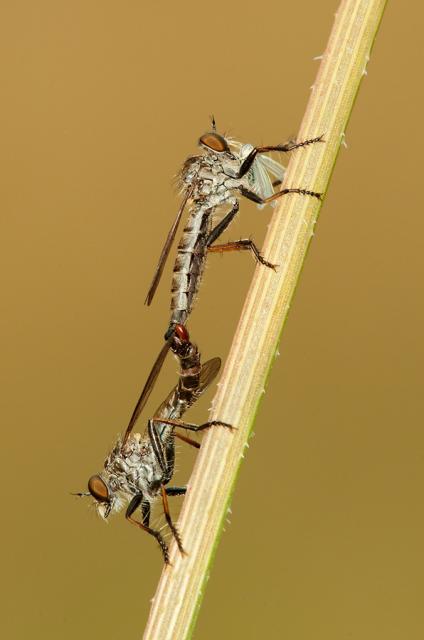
[75,119,323,563]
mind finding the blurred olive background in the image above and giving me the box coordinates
[1,1,422,638]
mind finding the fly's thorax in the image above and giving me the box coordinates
[91,435,163,517]
[179,153,222,187]
[181,152,232,196]
[195,157,248,204]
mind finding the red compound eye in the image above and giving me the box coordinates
[199,132,229,153]
[174,324,190,343]
[88,475,109,502]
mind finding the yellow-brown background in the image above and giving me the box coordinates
[1,2,422,638]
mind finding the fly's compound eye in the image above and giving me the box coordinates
[88,475,109,502]
[199,132,229,153]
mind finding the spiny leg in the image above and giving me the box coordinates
[148,420,167,474]
[152,417,234,433]
[235,135,324,179]
[126,494,170,564]
[208,240,277,271]
[148,419,175,484]
[239,185,322,204]
[161,485,185,555]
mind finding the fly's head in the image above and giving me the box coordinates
[73,472,123,520]
[198,117,235,161]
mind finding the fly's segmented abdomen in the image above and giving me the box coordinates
[170,206,211,327]
[155,325,203,441]
[174,333,202,402]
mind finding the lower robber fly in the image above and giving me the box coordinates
[132,120,324,421]
[74,324,232,564]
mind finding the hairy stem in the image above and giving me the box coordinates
[143,1,387,638]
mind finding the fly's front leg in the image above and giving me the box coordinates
[208,240,277,271]
[239,185,322,204]
[148,419,175,484]
[235,135,324,179]
[147,421,185,555]
[148,420,167,474]
[160,485,185,555]
[152,417,234,434]
[126,495,170,564]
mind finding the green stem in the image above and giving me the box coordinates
[143,1,388,637]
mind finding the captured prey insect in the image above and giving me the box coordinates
[131,120,324,423]
[74,324,232,564]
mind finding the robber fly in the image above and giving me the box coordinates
[74,324,231,564]
[146,118,323,336]
[130,121,323,422]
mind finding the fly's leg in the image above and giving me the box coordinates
[150,416,234,456]
[166,486,187,496]
[234,135,324,179]
[206,201,239,247]
[151,417,234,433]
[160,485,185,555]
[208,240,277,271]
[147,420,185,556]
[148,420,167,474]
[239,185,322,204]
[174,431,201,449]
[148,419,175,484]
[206,201,276,270]
[126,495,170,564]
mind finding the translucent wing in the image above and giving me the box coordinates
[155,357,221,421]
[250,156,274,204]
[145,185,193,306]
[198,356,222,391]
[258,154,286,181]
[122,336,173,444]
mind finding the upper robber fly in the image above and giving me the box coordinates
[146,118,323,338]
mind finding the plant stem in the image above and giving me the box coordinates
[143,1,387,637]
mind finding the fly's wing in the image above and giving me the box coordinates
[154,357,222,421]
[122,336,173,444]
[258,154,286,181]
[197,356,221,395]
[145,185,194,306]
